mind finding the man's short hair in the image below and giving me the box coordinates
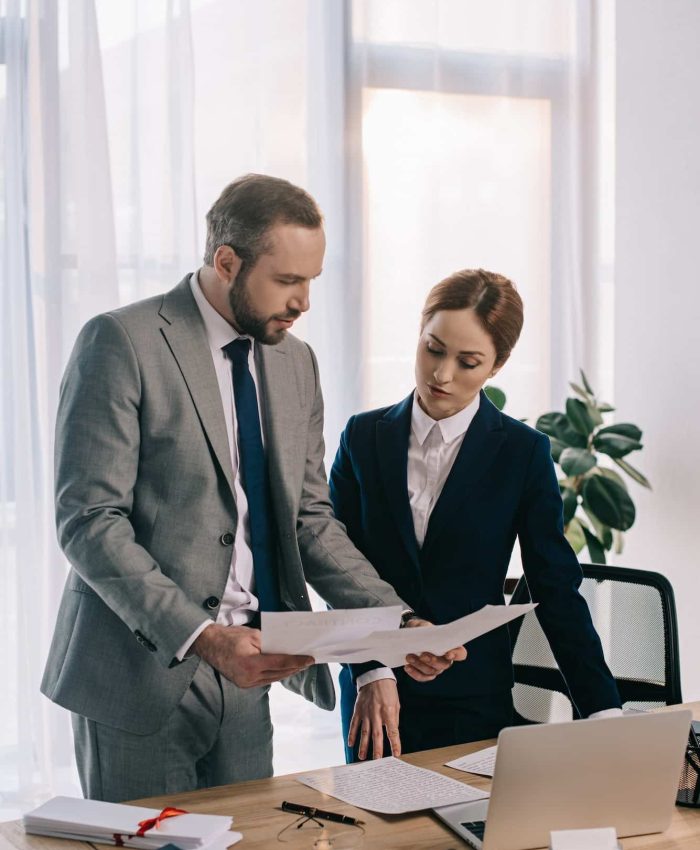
[203,174,323,267]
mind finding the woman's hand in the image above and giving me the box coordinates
[403,617,468,682]
[348,679,402,760]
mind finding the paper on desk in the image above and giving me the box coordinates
[264,603,536,666]
[296,757,489,815]
[445,745,498,777]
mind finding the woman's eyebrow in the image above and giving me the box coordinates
[428,332,485,357]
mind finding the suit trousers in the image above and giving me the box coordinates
[72,659,273,801]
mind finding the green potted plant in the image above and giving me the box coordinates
[485,372,650,564]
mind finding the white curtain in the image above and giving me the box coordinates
[0,0,610,814]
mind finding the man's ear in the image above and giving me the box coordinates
[213,245,243,283]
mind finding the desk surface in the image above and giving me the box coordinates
[3,702,700,850]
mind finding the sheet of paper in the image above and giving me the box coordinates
[296,756,489,814]
[271,603,535,666]
[445,744,498,777]
[261,606,402,656]
[550,827,620,850]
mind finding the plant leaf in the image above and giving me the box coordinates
[613,529,625,555]
[484,385,506,411]
[582,525,607,564]
[580,369,594,394]
[569,381,590,400]
[597,402,615,413]
[560,486,578,525]
[596,466,629,492]
[582,476,636,531]
[597,423,642,442]
[566,398,595,436]
[593,433,643,458]
[549,437,567,463]
[565,517,586,554]
[536,412,587,448]
[559,447,597,476]
[587,403,603,427]
[613,457,652,489]
[582,506,613,550]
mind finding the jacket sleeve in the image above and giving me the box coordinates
[54,314,213,667]
[329,419,386,681]
[516,433,621,716]
[294,345,405,612]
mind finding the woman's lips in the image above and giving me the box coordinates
[427,383,450,397]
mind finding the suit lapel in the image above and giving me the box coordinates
[376,394,421,572]
[159,277,236,498]
[422,391,507,553]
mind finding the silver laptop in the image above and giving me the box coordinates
[433,709,691,850]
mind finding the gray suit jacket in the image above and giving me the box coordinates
[41,276,404,734]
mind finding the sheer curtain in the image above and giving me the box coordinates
[1,0,610,815]
[1,0,346,815]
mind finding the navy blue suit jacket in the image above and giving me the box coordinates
[329,390,620,716]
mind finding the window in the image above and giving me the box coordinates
[352,0,588,423]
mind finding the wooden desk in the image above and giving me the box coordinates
[3,703,699,849]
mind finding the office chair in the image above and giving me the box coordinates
[508,564,683,724]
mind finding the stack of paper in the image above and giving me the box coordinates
[23,797,241,849]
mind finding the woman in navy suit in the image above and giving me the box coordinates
[330,269,621,761]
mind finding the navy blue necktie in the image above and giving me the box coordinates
[224,338,282,612]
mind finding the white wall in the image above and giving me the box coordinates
[615,0,700,701]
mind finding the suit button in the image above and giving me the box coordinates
[220,532,234,546]
[204,596,220,610]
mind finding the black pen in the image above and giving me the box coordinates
[281,801,364,826]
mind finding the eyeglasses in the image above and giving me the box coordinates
[277,812,365,848]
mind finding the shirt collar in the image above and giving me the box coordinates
[189,270,253,352]
[411,390,481,446]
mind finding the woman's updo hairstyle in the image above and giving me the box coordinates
[421,269,524,367]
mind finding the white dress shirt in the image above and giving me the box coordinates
[175,271,264,659]
[355,392,623,719]
[355,394,479,688]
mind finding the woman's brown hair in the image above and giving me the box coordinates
[421,269,524,367]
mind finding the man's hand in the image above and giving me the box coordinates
[192,624,314,688]
[403,617,468,683]
[348,679,401,761]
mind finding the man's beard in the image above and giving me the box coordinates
[228,267,299,345]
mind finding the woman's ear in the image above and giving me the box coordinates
[489,354,509,379]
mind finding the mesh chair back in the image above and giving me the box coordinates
[509,564,682,724]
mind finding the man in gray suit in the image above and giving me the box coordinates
[42,174,465,802]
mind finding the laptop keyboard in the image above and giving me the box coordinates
[461,820,486,847]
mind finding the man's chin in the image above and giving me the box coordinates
[261,328,287,346]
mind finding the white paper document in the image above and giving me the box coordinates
[261,606,403,656]
[296,757,489,814]
[23,796,241,849]
[445,745,498,777]
[550,827,621,850]
[263,603,536,667]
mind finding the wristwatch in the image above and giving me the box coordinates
[400,609,420,628]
